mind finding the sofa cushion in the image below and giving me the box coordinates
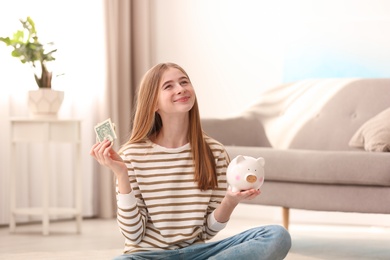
[243,181,390,214]
[226,146,390,186]
[349,107,390,152]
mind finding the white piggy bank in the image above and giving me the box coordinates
[226,155,265,192]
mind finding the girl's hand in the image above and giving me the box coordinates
[225,188,261,206]
[89,139,127,178]
[214,188,262,223]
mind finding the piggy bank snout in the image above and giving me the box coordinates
[245,174,257,183]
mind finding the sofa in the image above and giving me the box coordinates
[201,78,390,229]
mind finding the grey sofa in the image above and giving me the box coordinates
[202,78,390,229]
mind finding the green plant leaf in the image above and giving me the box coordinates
[0,16,56,89]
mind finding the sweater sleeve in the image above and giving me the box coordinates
[208,210,228,231]
[116,160,148,244]
[204,147,229,239]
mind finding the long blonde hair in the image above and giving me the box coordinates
[121,62,217,190]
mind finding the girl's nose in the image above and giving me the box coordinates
[176,83,186,94]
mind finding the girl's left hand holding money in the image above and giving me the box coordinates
[90,139,128,178]
[90,140,131,194]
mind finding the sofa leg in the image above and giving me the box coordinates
[282,207,290,230]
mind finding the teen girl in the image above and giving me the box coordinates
[90,62,291,259]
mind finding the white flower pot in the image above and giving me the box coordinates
[28,89,64,118]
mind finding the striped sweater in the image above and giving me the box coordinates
[117,137,230,254]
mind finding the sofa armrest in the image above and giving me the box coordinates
[201,115,271,147]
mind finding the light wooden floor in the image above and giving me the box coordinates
[1,208,390,260]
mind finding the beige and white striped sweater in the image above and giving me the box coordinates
[117,137,230,254]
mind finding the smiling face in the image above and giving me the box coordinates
[156,67,196,116]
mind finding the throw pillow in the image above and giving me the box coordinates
[349,107,390,152]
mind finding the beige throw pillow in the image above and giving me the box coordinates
[349,107,390,152]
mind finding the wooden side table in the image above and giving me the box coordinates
[9,118,82,235]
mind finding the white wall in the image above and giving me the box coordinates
[150,0,390,118]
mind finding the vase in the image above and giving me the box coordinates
[28,89,64,118]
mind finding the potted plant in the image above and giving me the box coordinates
[0,16,64,117]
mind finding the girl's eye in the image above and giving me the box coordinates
[180,81,188,85]
[164,85,172,90]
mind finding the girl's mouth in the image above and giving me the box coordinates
[175,96,190,102]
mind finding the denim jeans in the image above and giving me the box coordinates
[113,225,291,260]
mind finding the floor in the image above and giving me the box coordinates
[1,208,390,260]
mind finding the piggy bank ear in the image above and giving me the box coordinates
[235,155,245,163]
[256,157,265,166]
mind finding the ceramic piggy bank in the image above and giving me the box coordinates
[226,155,265,192]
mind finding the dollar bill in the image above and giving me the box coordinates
[94,118,117,143]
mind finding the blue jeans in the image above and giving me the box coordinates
[113,225,291,260]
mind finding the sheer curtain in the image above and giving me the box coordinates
[0,0,105,224]
[0,0,107,224]
[0,0,153,224]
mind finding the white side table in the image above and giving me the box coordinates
[9,118,82,235]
